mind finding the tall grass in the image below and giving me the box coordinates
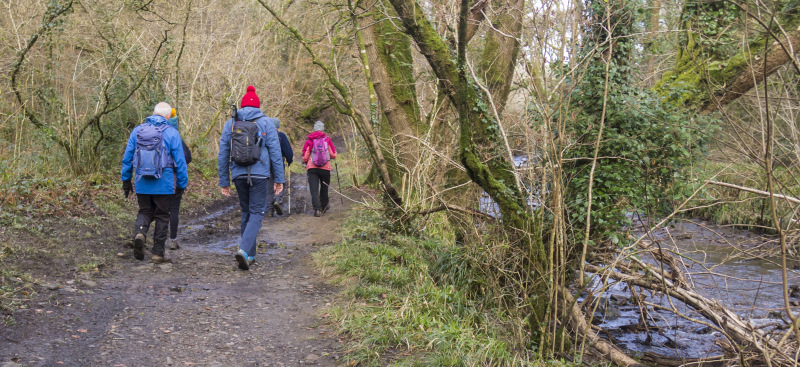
[315,210,579,366]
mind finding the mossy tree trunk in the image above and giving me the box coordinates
[362,2,421,183]
[654,1,800,113]
[362,0,489,184]
[389,0,552,344]
[479,0,524,115]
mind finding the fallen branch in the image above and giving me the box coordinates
[707,180,800,205]
[561,288,645,367]
[585,261,798,365]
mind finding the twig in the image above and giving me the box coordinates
[416,204,497,221]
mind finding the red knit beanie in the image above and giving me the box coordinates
[240,85,260,108]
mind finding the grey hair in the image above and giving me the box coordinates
[153,102,172,119]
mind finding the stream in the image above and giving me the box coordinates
[477,156,800,360]
[585,219,800,360]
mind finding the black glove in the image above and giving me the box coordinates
[176,187,185,196]
[122,180,133,198]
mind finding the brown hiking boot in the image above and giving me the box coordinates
[321,205,330,215]
[313,210,321,217]
[168,238,180,250]
[133,233,145,260]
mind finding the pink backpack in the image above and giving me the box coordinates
[311,137,330,167]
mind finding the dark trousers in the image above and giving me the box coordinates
[307,168,331,211]
[233,177,268,257]
[135,194,173,256]
[169,189,183,240]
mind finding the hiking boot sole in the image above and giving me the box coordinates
[235,252,250,271]
[133,233,145,260]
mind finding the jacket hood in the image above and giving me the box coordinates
[237,106,265,121]
[167,117,179,130]
[307,131,327,140]
[145,115,168,126]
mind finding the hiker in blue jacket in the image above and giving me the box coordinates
[218,86,285,271]
[266,118,293,217]
[121,102,189,264]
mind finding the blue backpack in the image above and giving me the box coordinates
[133,124,174,180]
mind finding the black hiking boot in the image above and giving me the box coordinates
[313,210,321,217]
[272,201,283,216]
[133,233,145,260]
[321,205,330,215]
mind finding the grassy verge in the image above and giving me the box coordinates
[0,159,222,314]
[314,209,577,366]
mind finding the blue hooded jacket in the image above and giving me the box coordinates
[121,115,189,194]
[218,107,285,187]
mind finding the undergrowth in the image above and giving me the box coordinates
[315,210,578,366]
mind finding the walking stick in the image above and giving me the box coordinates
[333,159,343,204]
[287,164,291,215]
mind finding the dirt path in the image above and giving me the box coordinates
[1,171,349,367]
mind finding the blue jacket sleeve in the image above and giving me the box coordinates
[120,127,138,182]
[218,119,233,187]
[167,130,188,190]
[278,132,294,166]
[262,118,284,184]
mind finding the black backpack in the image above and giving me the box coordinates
[229,106,263,184]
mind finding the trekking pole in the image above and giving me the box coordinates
[334,159,343,205]
[286,164,291,215]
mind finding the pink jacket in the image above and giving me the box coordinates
[302,131,337,170]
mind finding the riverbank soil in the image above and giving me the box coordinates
[0,169,352,366]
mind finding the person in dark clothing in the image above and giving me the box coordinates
[121,102,188,263]
[266,118,293,217]
[302,121,337,217]
[167,108,192,250]
[218,86,284,271]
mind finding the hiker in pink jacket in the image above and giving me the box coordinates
[302,121,337,217]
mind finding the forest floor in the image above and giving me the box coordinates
[0,167,356,367]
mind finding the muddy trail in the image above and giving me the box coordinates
[1,170,351,367]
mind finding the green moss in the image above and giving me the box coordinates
[655,3,798,109]
[374,8,422,131]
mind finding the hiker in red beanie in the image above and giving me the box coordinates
[218,85,285,270]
